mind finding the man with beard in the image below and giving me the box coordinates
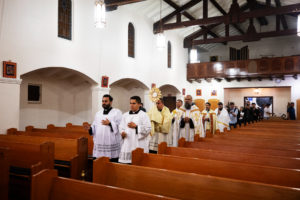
[169,99,183,147]
[215,102,230,133]
[84,94,122,162]
[202,102,217,136]
[179,95,203,141]
[119,96,151,164]
[148,98,172,153]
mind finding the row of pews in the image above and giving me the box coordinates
[1,120,300,199]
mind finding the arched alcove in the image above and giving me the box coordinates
[110,78,149,112]
[19,67,97,129]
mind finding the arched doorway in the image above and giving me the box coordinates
[110,78,149,113]
[19,67,97,130]
[159,84,181,112]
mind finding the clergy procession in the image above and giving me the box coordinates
[2,0,300,199]
[87,93,236,163]
[2,89,300,200]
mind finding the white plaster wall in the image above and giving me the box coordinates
[199,35,300,62]
[110,86,146,113]
[0,0,188,88]
[224,87,291,116]
[0,79,21,133]
[0,0,188,128]
[19,75,92,130]
[99,6,188,91]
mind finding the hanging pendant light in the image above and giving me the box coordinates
[156,0,166,49]
[156,32,166,49]
[297,14,300,37]
[190,48,198,63]
[190,40,198,63]
[95,0,106,28]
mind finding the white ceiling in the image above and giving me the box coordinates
[124,0,299,51]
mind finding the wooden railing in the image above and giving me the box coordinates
[187,55,300,80]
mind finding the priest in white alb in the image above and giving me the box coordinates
[215,102,230,133]
[179,95,204,141]
[169,99,183,147]
[148,98,172,153]
[202,102,217,137]
[119,96,151,164]
[85,94,122,162]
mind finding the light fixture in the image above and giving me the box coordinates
[156,33,166,49]
[297,14,300,37]
[156,0,166,49]
[254,88,260,95]
[190,48,198,63]
[94,0,106,28]
[190,39,198,63]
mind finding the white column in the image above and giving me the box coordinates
[91,86,111,118]
[0,77,22,133]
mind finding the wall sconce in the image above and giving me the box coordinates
[254,88,260,95]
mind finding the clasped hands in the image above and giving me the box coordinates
[121,122,137,139]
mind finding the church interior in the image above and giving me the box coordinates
[1,0,300,199]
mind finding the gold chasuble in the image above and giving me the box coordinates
[148,106,172,151]
[201,109,217,137]
[179,105,204,141]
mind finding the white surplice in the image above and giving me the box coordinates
[169,108,183,147]
[91,108,122,158]
[215,108,230,132]
[119,110,151,164]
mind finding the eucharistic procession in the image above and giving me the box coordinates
[1,0,300,199]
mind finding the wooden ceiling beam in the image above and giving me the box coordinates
[153,0,202,33]
[246,0,268,26]
[210,0,244,34]
[274,0,288,30]
[193,29,297,45]
[163,0,226,46]
[105,0,145,6]
[162,3,300,31]
[183,23,221,48]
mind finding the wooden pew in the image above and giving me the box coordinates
[8,128,88,170]
[0,135,84,179]
[0,147,9,200]
[93,157,300,200]
[65,122,89,131]
[25,126,93,156]
[0,141,54,171]
[31,169,174,200]
[0,141,54,200]
[193,135,300,150]
[132,148,300,188]
[207,131,300,143]
[178,138,300,158]
[158,142,300,169]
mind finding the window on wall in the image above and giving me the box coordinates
[128,23,135,58]
[28,84,42,104]
[168,41,171,68]
[58,0,72,40]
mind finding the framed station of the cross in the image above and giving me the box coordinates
[3,61,17,78]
